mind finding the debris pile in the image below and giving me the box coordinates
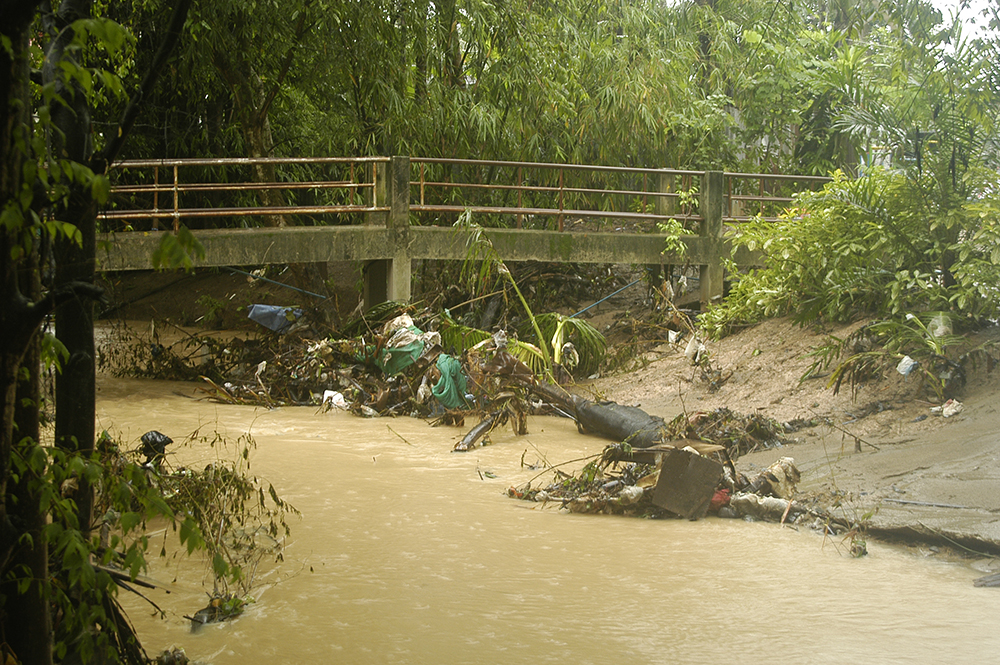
[185,594,249,632]
[509,410,853,533]
[661,408,790,457]
[100,307,571,433]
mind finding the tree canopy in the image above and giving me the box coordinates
[101,0,997,176]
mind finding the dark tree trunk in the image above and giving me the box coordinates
[0,0,45,578]
[6,250,53,665]
[45,0,99,539]
[1,1,192,661]
[1,5,54,662]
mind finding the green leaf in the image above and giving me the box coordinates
[152,226,206,271]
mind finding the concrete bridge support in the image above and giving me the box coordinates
[363,156,411,309]
[699,171,725,305]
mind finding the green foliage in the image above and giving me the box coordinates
[656,216,696,260]
[5,424,296,662]
[197,294,227,328]
[8,435,178,663]
[159,428,299,597]
[702,167,1000,339]
[806,315,955,398]
[438,311,546,376]
[455,211,552,374]
[530,312,607,378]
[150,225,207,271]
[109,0,935,174]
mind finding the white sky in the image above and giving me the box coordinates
[929,0,995,38]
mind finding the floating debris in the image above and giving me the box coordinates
[185,594,250,632]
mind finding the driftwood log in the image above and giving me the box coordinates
[453,380,672,452]
[454,412,501,451]
[529,382,670,448]
[974,572,1000,588]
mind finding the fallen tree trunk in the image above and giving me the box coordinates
[529,382,669,448]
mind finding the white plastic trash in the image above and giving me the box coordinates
[896,355,919,376]
[942,399,963,418]
[322,390,348,409]
[930,399,963,417]
[684,335,706,364]
[616,485,645,505]
[928,313,952,338]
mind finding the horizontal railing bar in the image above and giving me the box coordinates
[109,181,370,195]
[109,156,389,168]
[725,171,832,183]
[413,180,679,199]
[411,204,699,222]
[99,205,387,219]
[729,195,795,203]
[412,157,704,178]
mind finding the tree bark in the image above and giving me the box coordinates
[46,0,99,539]
[1,6,53,662]
[6,250,53,665]
[0,0,45,577]
[1,1,192,660]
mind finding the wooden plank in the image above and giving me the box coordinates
[651,448,724,520]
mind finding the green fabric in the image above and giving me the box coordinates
[432,354,468,409]
[377,341,425,375]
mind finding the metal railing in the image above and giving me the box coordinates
[409,158,706,232]
[99,156,830,233]
[100,156,389,232]
[724,171,830,221]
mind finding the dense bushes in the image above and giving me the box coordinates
[702,167,1000,338]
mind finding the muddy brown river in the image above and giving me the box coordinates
[97,376,1000,664]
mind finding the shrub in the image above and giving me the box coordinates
[701,167,1000,338]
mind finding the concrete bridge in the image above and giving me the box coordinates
[97,156,827,307]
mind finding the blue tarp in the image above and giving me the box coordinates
[247,304,303,333]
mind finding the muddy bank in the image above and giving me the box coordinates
[588,316,1000,558]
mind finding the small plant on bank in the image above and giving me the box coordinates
[804,312,969,400]
[656,216,696,260]
[196,294,228,329]
[656,183,698,259]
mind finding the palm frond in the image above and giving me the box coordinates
[438,312,546,376]
[439,312,491,355]
[530,313,607,376]
[507,340,546,376]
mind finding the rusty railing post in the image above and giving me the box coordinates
[558,168,564,231]
[172,164,179,233]
[152,165,159,229]
[364,160,387,226]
